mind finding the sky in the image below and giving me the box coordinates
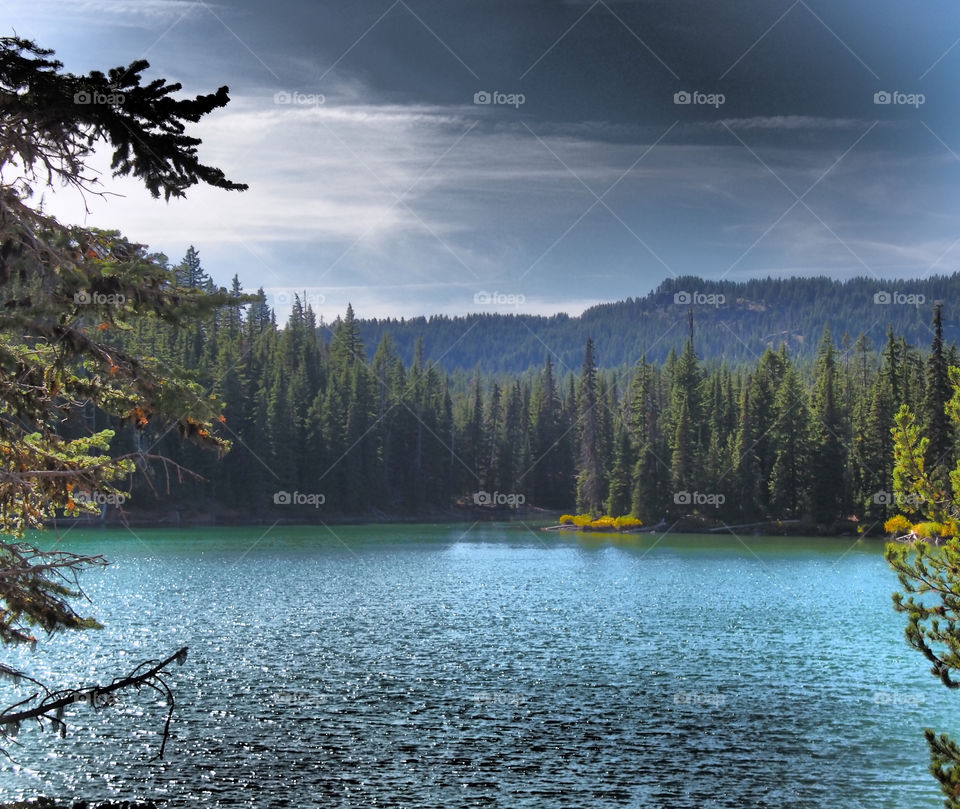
[7,0,960,321]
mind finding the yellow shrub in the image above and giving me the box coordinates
[614,515,643,529]
[562,513,643,530]
[884,514,913,536]
[590,515,617,529]
[913,521,949,540]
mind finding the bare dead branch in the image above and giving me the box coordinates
[0,645,188,759]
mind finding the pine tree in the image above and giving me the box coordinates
[246,288,273,335]
[211,339,249,507]
[462,374,485,495]
[597,370,615,493]
[924,303,953,496]
[383,360,417,511]
[732,374,763,520]
[702,369,733,516]
[329,303,364,370]
[494,383,517,494]
[343,365,379,513]
[175,246,208,288]
[605,425,633,516]
[529,357,566,507]
[562,373,578,507]
[809,327,846,524]
[668,335,703,497]
[0,34,246,752]
[768,364,812,518]
[747,348,787,514]
[627,355,669,522]
[859,376,896,523]
[223,274,244,338]
[905,337,926,414]
[484,382,503,493]
[576,338,606,515]
[847,334,874,521]
[886,368,960,808]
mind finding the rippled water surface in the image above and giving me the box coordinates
[1,525,956,807]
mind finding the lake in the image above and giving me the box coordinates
[0,525,955,808]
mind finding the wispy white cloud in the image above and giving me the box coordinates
[34,88,960,321]
[714,115,874,131]
[12,0,207,25]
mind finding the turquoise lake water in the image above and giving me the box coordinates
[0,525,956,807]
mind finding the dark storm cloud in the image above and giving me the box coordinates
[9,0,960,318]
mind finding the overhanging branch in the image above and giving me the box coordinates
[0,645,188,759]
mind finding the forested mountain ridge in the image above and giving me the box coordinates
[13,244,956,527]
[357,274,960,373]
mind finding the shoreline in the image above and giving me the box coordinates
[47,505,563,531]
[45,508,891,539]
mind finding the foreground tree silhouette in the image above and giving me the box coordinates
[886,368,960,807]
[0,36,245,756]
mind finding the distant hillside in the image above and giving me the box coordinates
[357,274,960,373]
